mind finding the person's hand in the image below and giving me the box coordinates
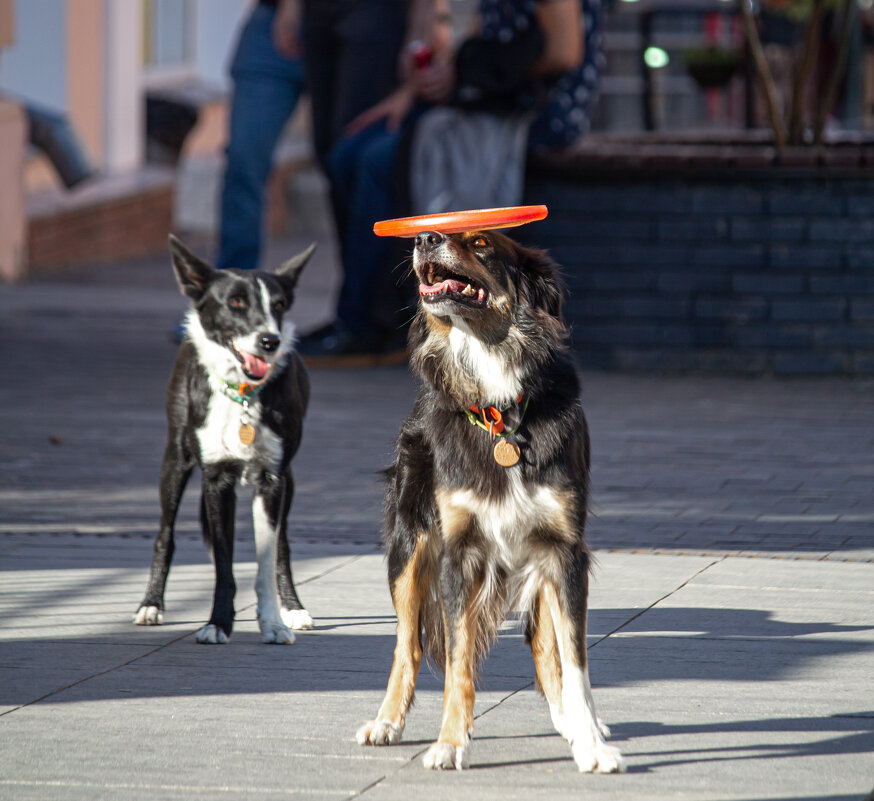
[345,84,416,136]
[272,0,302,59]
[411,57,455,105]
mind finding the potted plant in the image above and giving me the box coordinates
[684,45,742,90]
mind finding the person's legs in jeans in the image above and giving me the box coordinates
[303,0,406,165]
[299,0,407,350]
[217,5,304,272]
[298,122,401,356]
[334,124,401,339]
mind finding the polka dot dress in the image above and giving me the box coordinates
[478,0,604,150]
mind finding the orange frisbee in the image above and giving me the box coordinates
[373,205,548,238]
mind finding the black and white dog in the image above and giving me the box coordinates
[134,236,315,644]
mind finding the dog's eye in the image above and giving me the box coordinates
[272,299,286,314]
[472,236,488,248]
[229,295,247,309]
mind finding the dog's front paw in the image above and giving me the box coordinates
[195,624,229,644]
[281,608,314,630]
[356,719,403,746]
[571,738,624,774]
[259,620,296,645]
[422,739,470,771]
[133,605,163,626]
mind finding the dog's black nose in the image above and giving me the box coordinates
[260,333,280,353]
[415,230,445,250]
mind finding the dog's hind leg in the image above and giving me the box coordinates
[134,440,193,625]
[195,468,237,644]
[357,535,428,747]
[541,560,624,773]
[529,590,568,738]
[253,473,296,644]
[274,468,313,631]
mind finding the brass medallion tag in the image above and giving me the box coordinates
[238,423,256,445]
[493,439,520,467]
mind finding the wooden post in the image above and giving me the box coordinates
[739,0,785,150]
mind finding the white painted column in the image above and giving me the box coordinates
[102,0,142,173]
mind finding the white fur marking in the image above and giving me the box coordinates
[356,719,403,746]
[448,320,521,405]
[258,279,281,335]
[440,476,565,612]
[195,624,229,644]
[253,495,295,644]
[196,386,283,471]
[547,608,624,773]
[185,310,239,382]
[133,605,163,626]
[281,608,314,630]
[422,739,470,770]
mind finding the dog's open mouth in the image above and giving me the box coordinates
[418,262,487,307]
[232,345,272,381]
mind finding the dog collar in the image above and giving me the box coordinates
[464,394,528,467]
[210,374,271,446]
[212,375,269,405]
[465,393,527,435]
[464,392,530,437]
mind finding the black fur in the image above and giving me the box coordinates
[360,230,622,773]
[135,236,315,643]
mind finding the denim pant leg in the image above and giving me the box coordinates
[327,123,401,336]
[217,6,304,271]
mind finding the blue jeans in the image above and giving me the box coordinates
[217,5,304,271]
[327,122,402,337]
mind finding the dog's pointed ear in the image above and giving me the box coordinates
[169,234,216,300]
[274,242,316,289]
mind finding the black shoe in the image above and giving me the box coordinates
[297,320,407,367]
[298,320,342,343]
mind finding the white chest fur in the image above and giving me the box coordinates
[196,387,283,475]
[448,320,521,406]
[438,474,572,612]
[440,474,567,569]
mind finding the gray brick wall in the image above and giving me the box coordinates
[522,172,874,375]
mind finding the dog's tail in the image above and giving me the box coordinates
[417,555,509,679]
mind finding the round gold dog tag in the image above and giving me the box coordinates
[238,423,256,445]
[493,439,520,467]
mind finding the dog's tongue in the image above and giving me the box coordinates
[241,351,270,379]
[419,278,467,296]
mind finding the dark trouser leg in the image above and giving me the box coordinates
[217,5,304,271]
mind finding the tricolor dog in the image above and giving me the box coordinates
[357,229,624,773]
[134,236,315,644]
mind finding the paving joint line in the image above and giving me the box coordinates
[0,627,194,719]
[590,556,725,647]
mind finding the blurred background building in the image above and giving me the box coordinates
[0,0,872,282]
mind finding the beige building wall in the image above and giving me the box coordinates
[0,0,26,281]
[67,0,103,165]
[0,0,12,46]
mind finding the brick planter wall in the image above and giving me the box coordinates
[522,142,874,375]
